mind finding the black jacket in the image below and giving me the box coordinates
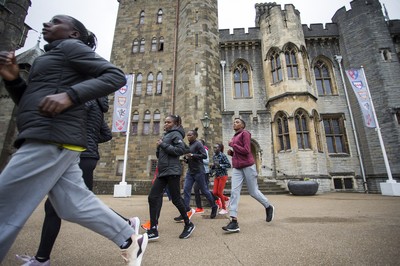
[156,126,189,178]
[186,140,207,174]
[80,97,112,159]
[4,39,126,148]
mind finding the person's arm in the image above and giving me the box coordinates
[220,153,231,169]
[191,142,207,160]
[159,133,187,156]
[0,51,26,104]
[98,119,112,143]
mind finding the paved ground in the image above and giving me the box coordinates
[2,192,400,266]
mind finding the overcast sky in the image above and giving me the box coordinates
[18,0,400,60]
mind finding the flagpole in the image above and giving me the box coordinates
[335,56,368,192]
[121,74,135,184]
[113,73,135,197]
[360,66,393,181]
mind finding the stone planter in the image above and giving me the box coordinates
[288,180,319,196]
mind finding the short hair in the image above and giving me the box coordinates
[234,117,246,128]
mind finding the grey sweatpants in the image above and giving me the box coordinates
[229,164,271,218]
[0,141,134,262]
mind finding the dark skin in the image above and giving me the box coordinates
[157,116,177,147]
[0,15,81,117]
[211,144,221,168]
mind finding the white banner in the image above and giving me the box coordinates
[345,68,376,128]
[112,74,134,132]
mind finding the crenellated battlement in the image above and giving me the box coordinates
[219,27,260,42]
[302,23,339,38]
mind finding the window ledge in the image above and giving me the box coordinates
[329,153,350,157]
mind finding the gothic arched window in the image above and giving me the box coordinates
[285,46,299,78]
[139,39,145,53]
[233,63,250,98]
[146,73,154,95]
[314,60,335,96]
[295,110,310,149]
[156,72,163,94]
[132,39,139,53]
[151,38,157,51]
[135,73,142,96]
[139,11,145,24]
[270,51,282,83]
[276,112,291,151]
[157,9,163,24]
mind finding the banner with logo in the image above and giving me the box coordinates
[345,68,376,128]
[112,74,134,132]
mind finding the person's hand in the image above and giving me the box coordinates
[227,149,234,156]
[156,139,163,147]
[38,92,73,117]
[0,51,20,81]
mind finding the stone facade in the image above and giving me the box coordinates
[1,0,399,194]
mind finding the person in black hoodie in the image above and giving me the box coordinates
[176,129,218,221]
[147,115,195,240]
[0,15,147,265]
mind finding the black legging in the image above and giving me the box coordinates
[148,175,189,228]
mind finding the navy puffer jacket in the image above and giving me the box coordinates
[4,38,126,148]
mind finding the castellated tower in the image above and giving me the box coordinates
[97,0,221,186]
[256,3,328,179]
[332,0,400,184]
[174,0,222,143]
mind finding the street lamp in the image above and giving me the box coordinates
[200,113,211,143]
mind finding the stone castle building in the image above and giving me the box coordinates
[1,0,399,194]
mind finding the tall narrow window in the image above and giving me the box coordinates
[285,47,299,78]
[233,63,250,98]
[156,72,163,94]
[146,73,154,95]
[131,111,139,135]
[158,37,164,51]
[157,9,163,24]
[132,39,139,53]
[314,60,333,95]
[139,11,145,24]
[295,110,310,149]
[276,113,291,151]
[270,51,282,83]
[153,110,161,134]
[151,38,157,51]
[135,74,142,96]
[323,115,348,154]
[139,39,145,53]
[143,110,151,135]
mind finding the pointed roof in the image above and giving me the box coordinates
[16,38,44,66]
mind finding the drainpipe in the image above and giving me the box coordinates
[220,60,226,111]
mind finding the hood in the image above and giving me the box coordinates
[166,126,186,138]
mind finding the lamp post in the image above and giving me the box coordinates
[200,113,211,144]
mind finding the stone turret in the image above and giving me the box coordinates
[175,0,221,144]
